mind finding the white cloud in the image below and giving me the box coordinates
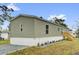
[47,14,67,21]
[7,3,20,11]
[57,14,66,19]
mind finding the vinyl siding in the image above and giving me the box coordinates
[10,16,69,38]
[34,19,63,38]
[10,16,35,38]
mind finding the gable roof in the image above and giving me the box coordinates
[11,14,69,30]
[11,14,53,24]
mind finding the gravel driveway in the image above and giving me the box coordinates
[0,44,27,55]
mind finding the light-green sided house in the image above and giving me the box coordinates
[10,14,69,46]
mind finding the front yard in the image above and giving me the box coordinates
[9,38,79,55]
[0,40,10,45]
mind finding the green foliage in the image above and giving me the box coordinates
[53,17,67,27]
[0,5,14,25]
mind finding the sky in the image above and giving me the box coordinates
[1,3,79,31]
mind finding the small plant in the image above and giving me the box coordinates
[41,43,44,46]
[45,42,47,45]
[50,41,52,44]
[51,41,55,43]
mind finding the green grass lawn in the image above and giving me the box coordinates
[0,40,10,45]
[9,38,79,55]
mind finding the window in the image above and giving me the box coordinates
[21,28,23,31]
[46,30,48,34]
[58,28,60,31]
[20,24,23,32]
[46,25,49,34]
[21,24,22,27]
[46,25,49,29]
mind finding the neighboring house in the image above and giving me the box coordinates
[0,31,9,40]
[75,29,79,38]
[10,14,69,46]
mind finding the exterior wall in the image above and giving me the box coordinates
[10,36,63,46]
[34,19,63,38]
[10,16,35,38]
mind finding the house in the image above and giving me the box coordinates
[75,29,79,38]
[10,14,69,46]
[0,31,9,40]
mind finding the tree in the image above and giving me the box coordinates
[53,17,67,27]
[75,28,79,38]
[0,5,14,30]
[75,19,79,38]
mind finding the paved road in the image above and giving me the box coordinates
[0,44,27,55]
